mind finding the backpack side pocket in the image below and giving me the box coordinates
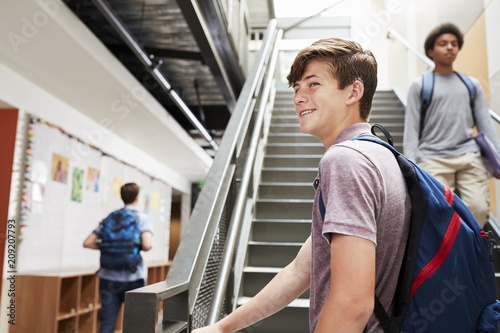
[477,300,500,333]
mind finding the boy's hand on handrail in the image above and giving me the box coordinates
[192,324,224,333]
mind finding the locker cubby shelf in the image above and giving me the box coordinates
[10,261,172,333]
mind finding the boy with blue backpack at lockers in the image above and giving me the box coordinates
[403,22,500,227]
[83,182,154,333]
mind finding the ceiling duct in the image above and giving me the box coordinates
[91,0,219,151]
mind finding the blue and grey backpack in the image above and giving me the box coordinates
[319,125,500,332]
[98,208,142,273]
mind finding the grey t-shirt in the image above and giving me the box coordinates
[403,72,500,162]
[310,123,411,332]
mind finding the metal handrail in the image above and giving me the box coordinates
[490,109,500,124]
[387,27,434,70]
[122,19,281,333]
[207,28,283,324]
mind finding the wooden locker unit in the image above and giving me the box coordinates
[12,270,99,333]
[11,262,172,333]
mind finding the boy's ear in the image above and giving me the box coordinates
[427,49,434,60]
[346,81,364,106]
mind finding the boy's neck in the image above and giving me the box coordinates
[433,63,454,74]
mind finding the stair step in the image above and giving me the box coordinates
[266,143,325,155]
[255,201,312,219]
[269,124,301,134]
[241,270,310,299]
[251,221,311,242]
[247,241,304,266]
[267,133,320,144]
[253,218,312,223]
[369,115,404,123]
[236,304,310,332]
[243,266,282,273]
[263,155,322,167]
[238,296,309,308]
[270,122,299,127]
[255,198,314,203]
[271,109,296,116]
[371,105,404,110]
[271,115,297,120]
[248,240,305,246]
[260,167,317,182]
[258,182,315,199]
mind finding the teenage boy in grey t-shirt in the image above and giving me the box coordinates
[403,23,500,226]
[193,38,411,333]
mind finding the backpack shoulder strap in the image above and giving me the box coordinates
[420,70,434,139]
[421,70,434,113]
[353,129,426,332]
[420,71,476,130]
[454,71,476,111]
[353,136,400,156]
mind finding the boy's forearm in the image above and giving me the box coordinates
[193,238,311,333]
[218,261,310,332]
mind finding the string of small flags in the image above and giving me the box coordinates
[19,115,169,234]
[27,114,166,184]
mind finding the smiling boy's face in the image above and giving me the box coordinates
[292,60,351,146]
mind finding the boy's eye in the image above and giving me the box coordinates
[310,82,319,87]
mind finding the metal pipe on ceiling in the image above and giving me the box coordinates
[91,0,219,152]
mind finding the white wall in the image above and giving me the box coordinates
[0,1,212,331]
[0,65,193,194]
[485,0,500,113]
[383,0,489,100]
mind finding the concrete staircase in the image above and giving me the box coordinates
[236,89,405,332]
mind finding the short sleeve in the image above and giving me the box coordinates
[139,213,153,235]
[319,145,384,245]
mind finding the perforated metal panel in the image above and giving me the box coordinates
[191,196,233,328]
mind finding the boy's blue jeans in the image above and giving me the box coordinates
[99,278,145,333]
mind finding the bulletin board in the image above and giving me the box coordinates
[18,115,172,273]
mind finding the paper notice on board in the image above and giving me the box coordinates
[151,191,159,210]
[87,167,100,192]
[51,153,69,184]
[71,168,83,202]
[113,176,124,198]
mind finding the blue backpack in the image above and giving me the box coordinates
[319,126,500,332]
[98,208,142,273]
[419,70,476,138]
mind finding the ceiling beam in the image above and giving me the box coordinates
[90,0,219,151]
[175,0,245,113]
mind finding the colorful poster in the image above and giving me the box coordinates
[113,176,124,198]
[151,191,160,210]
[86,167,100,192]
[51,153,69,183]
[71,169,83,202]
[100,178,113,209]
[144,194,150,215]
